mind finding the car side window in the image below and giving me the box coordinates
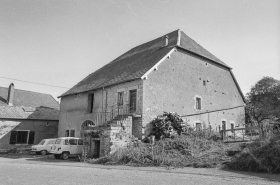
[69,139,77,145]
[64,140,69,145]
[78,139,83,145]
[47,140,53,145]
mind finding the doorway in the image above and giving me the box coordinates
[90,140,100,158]
[129,90,137,113]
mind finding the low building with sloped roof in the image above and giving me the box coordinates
[58,29,245,158]
[0,83,59,151]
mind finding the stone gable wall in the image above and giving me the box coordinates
[142,49,245,135]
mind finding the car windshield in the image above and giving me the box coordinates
[38,140,46,145]
[55,139,62,144]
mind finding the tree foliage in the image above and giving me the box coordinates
[246,76,280,137]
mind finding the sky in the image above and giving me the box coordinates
[0,0,279,101]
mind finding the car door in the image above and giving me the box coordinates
[69,139,78,154]
[46,140,54,152]
[77,139,83,154]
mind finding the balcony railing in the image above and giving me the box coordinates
[90,103,138,127]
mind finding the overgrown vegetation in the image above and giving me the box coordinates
[86,129,231,168]
[227,136,280,173]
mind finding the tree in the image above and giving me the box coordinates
[246,76,280,139]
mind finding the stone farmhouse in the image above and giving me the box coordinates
[58,30,245,158]
[0,83,59,151]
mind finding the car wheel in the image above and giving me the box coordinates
[62,152,70,160]
[35,152,41,155]
[41,150,47,155]
[54,154,61,159]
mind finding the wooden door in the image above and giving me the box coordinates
[129,90,137,113]
[91,140,100,158]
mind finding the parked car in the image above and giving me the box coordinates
[31,138,57,155]
[50,137,84,160]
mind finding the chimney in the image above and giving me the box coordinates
[163,35,169,47]
[7,83,14,106]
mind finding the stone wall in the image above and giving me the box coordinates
[82,116,133,158]
[59,79,143,138]
[142,49,245,135]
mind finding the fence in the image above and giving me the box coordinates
[219,126,259,143]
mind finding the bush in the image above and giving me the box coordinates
[149,112,183,139]
[227,136,280,173]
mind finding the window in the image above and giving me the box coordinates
[64,140,69,145]
[82,120,95,130]
[196,97,201,110]
[88,94,94,113]
[70,130,75,137]
[78,139,83,145]
[222,121,226,130]
[47,140,54,145]
[231,123,234,133]
[117,92,124,106]
[65,130,69,137]
[69,139,77,145]
[196,123,202,131]
[39,140,46,145]
[9,131,35,145]
[55,139,62,144]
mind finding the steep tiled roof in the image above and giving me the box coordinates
[0,106,59,120]
[0,87,59,109]
[61,30,229,97]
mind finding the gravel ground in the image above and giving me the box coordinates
[0,153,279,185]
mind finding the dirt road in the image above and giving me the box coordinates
[0,156,279,185]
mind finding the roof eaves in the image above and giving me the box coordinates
[229,70,246,103]
[141,47,176,80]
[176,46,232,69]
[59,78,142,98]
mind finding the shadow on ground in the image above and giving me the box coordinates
[0,152,80,163]
[220,166,280,183]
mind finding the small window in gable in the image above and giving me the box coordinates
[196,97,202,110]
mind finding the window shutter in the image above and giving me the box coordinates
[28,131,35,144]
[9,131,17,144]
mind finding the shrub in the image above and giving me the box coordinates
[149,112,183,139]
[227,136,280,173]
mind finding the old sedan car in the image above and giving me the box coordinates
[50,137,83,160]
[31,138,57,155]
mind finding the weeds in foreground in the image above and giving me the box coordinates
[227,135,280,173]
[85,133,231,168]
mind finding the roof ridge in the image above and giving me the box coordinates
[0,86,54,96]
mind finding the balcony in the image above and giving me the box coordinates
[87,103,139,127]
